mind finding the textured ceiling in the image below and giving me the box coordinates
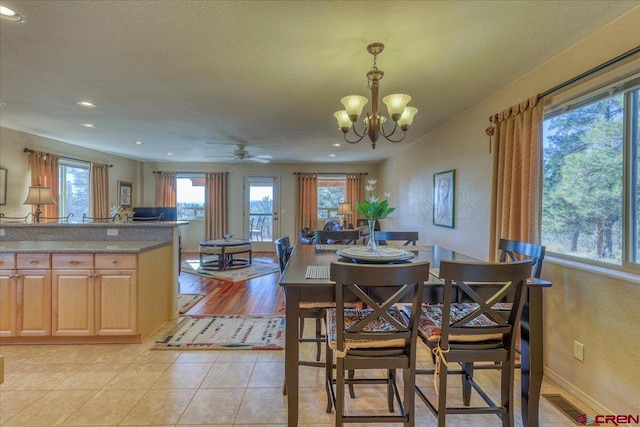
[1,1,638,164]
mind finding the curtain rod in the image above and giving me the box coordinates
[293,172,368,175]
[153,171,229,174]
[23,148,113,167]
[539,45,640,98]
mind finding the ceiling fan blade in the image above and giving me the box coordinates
[249,157,270,163]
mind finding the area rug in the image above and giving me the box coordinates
[154,315,285,350]
[178,293,205,314]
[181,259,279,282]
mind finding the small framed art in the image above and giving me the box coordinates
[118,181,133,208]
[433,169,455,228]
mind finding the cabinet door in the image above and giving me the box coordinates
[95,269,137,335]
[0,272,17,337]
[52,270,94,336]
[17,269,52,336]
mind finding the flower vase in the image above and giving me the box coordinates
[366,219,377,252]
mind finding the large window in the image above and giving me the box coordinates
[317,175,346,220]
[176,174,205,220]
[542,76,639,267]
[58,159,89,222]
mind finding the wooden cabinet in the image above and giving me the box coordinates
[0,253,17,337]
[95,253,137,335]
[52,254,95,336]
[16,254,52,336]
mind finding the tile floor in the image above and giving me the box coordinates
[0,319,593,426]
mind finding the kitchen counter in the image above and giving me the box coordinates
[0,240,169,253]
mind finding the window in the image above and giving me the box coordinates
[317,175,346,220]
[58,159,89,222]
[542,75,639,268]
[176,174,205,220]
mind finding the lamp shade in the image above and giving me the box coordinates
[334,110,353,129]
[337,203,352,216]
[24,186,56,205]
[341,95,368,118]
[397,106,418,127]
[382,94,411,117]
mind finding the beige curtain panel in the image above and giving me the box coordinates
[489,95,543,260]
[346,173,365,224]
[205,172,228,240]
[295,173,318,233]
[155,172,177,207]
[28,150,60,218]
[89,163,110,218]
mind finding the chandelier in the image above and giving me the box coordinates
[334,42,418,149]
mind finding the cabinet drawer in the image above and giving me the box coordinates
[0,253,16,270]
[95,254,136,269]
[17,253,51,269]
[52,254,94,269]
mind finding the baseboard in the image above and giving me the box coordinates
[544,367,616,419]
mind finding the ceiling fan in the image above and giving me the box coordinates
[205,144,271,163]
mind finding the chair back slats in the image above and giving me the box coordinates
[498,238,546,278]
[330,261,430,353]
[374,231,419,246]
[274,236,292,273]
[438,260,533,349]
[82,213,118,223]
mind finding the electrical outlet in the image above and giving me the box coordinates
[0,229,5,237]
[107,229,118,236]
[573,341,585,362]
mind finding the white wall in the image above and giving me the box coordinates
[0,127,140,216]
[379,6,640,416]
[143,161,379,251]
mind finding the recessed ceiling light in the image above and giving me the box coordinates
[134,141,144,145]
[329,154,336,157]
[81,123,95,128]
[0,6,26,22]
[167,152,173,156]
[332,143,341,147]
[76,101,96,108]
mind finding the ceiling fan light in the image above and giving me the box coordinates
[383,94,411,120]
[334,110,352,131]
[398,106,418,128]
[341,95,368,120]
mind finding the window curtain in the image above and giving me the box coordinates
[205,172,227,240]
[89,163,110,217]
[28,150,60,218]
[295,173,318,232]
[346,173,365,224]
[489,95,543,260]
[155,172,177,207]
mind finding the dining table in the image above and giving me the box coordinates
[279,244,552,427]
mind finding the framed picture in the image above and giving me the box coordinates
[433,169,455,228]
[118,181,133,207]
[0,168,6,205]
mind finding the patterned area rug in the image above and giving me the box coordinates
[181,259,279,282]
[154,315,285,350]
[178,293,205,314]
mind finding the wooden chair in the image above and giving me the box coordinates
[406,260,533,426]
[499,238,545,279]
[326,261,430,426]
[375,231,419,246]
[314,229,360,245]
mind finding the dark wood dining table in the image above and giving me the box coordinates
[279,244,551,427]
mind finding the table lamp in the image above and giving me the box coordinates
[337,202,352,229]
[23,186,56,223]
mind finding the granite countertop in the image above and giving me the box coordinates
[0,221,189,228]
[0,241,170,253]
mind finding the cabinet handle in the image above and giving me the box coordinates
[29,260,38,264]
[70,260,78,264]
[111,260,118,264]
[9,275,16,279]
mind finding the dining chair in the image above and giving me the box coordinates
[326,260,430,426]
[314,229,360,245]
[499,238,546,279]
[131,213,164,221]
[406,259,533,426]
[374,231,419,246]
[275,237,325,389]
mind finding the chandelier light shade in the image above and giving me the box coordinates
[23,186,56,223]
[334,42,418,149]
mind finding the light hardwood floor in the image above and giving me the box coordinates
[0,252,592,426]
